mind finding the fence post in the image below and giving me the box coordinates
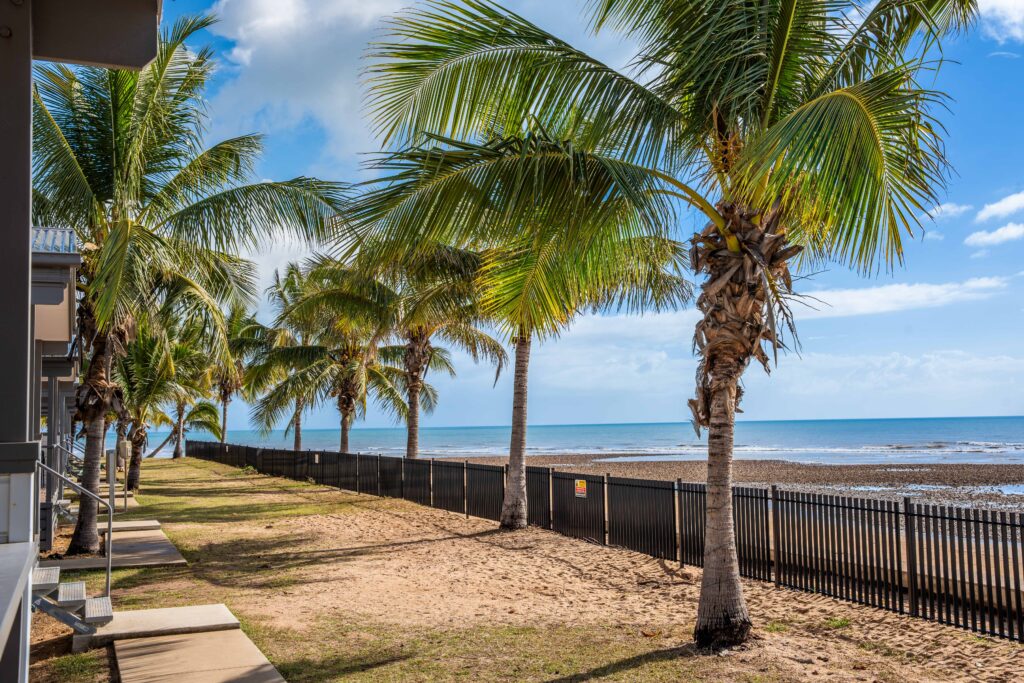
[377,454,381,497]
[464,460,469,519]
[429,458,434,507]
[603,473,610,546]
[547,467,553,530]
[904,496,918,617]
[771,485,781,588]
[675,478,683,565]
[355,454,360,494]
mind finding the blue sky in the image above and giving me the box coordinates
[160,0,1024,430]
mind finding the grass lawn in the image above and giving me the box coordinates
[29,458,1023,682]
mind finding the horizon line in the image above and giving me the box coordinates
[149,414,1024,435]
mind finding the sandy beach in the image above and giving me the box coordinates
[464,454,1024,509]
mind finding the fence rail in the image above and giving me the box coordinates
[186,440,1024,643]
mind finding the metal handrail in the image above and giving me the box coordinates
[36,460,113,597]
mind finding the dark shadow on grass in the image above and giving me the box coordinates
[275,652,412,681]
[544,645,697,682]
[186,528,505,591]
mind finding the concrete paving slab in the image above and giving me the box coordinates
[115,630,285,683]
[98,520,161,534]
[74,603,240,652]
[40,529,186,571]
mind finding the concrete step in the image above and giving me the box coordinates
[97,520,161,535]
[83,597,113,625]
[57,581,87,610]
[74,603,240,652]
[32,566,60,594]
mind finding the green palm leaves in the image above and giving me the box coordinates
[32,14,350,334]
[365,0,970,272]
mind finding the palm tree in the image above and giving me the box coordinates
[245,265,320,451]
[250,265,409,452]
[211,305,260,444]
[116,319,223,489]
[352,127,691,528]
[362,0,973,646]
[33,16,348,555]
[294,252,507,458]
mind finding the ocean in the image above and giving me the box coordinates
[138,416,1024,465]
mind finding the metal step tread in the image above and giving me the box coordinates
[57,581,87,608]
[83,597,113,625]
[32,566,61,592]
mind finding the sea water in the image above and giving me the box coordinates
[135,416,1024,465]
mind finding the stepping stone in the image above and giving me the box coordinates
[40,530,186,571]
[115,629,284,682]
[98,520,161,535]
[74,603,240,652]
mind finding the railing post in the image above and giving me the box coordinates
[771,485,781,588]
[904,496,918,617]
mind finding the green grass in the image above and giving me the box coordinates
[824,617,851,630]
[48,651,105,681]
[763,621,788,633]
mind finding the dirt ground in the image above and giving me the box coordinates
[31,459,1024,682]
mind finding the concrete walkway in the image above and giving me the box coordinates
[41,529,186,570]
[115,629,285,682]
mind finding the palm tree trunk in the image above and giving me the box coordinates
[172,405,185,459]
[499,331,531,530]
[406,378,421,459]
[693,370,751,648]
[126,424,145,491]
[293,398,303,452]
[146,431,173,458]
[688,202,797,648]
[220,395,229,444]
[404,332,430,459]
[67,415,104,555]
[340,411,351,453]
[67,329,112,555]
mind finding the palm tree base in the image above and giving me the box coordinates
[693,619,752,650]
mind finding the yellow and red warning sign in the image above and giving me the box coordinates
[574,479,587,498]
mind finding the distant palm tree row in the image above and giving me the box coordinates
[33,2,976,652]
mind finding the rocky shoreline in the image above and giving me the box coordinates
[463,454,1024,509]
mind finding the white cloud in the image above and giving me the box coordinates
[797,277,1010,318]
[964,222,1024,247]
[208,0,404,167]
[923,202,972,221]
[989,50,1021,58]
[976,190,1024,221]
[741,350,1024,419]
[923,230,944,241]
[979,0,1024,42]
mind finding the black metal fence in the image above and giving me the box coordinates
[187,440,1024,643]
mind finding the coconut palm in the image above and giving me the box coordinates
[293,251,507,458]
[33,16,348,554]
[116,320,223,489]
[244,265,320,451]
[211,305,260,444]
[249,266,410,452]
[363,0,973,646]
[352,127,691,529]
